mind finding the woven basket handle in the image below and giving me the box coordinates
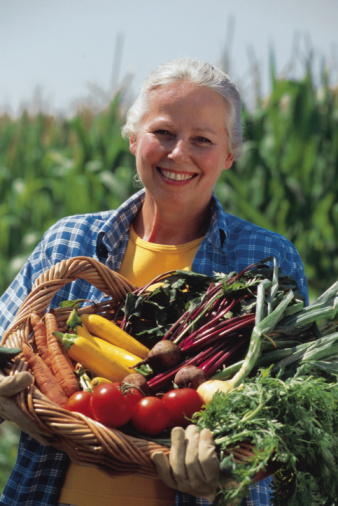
[2,256,136,342]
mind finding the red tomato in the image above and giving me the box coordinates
[90,383,132,427]
[131,397,171,436]
[66,391,93,418]
[111,381,123,388]
[162,388,204,427]
[123,387,144,410]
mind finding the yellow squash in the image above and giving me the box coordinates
[92,336,141,371]
[81,314,149,359]
[54,332,132,382]
[74,322,98,346]
[66,309,98,346]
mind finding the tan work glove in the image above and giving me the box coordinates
[151,424,219,502]
[0,371,51,445]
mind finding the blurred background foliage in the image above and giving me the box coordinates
[1,60,337,302]
[0,423,20,491]
[217,62,338,298]
[0,55,337,491]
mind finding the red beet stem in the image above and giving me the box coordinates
[180,314,255,352]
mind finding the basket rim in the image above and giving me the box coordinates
[1,256,137,344]
[1,256,169,477]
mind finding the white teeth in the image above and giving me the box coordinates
[161,169,193,181]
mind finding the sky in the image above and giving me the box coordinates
[1,0,337,116]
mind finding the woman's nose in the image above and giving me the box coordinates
[168,139,190,162]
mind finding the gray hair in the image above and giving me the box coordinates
[121,57,243,160]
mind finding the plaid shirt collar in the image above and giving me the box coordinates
[96,188,228,264]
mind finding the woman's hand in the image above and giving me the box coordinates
[151,424,219,501]
[0,371,51,445]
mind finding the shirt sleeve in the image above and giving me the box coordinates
[0,239,52,339]
[274,237,309,305]
[0,432,69,505]
[0,212,102,338]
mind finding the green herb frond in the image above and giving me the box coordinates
[195,368,338,504]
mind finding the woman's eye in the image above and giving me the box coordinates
[196,136,212,144]
[155,129,171,136]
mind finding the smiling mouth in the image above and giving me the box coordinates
[159,168,196,181]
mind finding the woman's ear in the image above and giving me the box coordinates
[224,153,234,171]
[129,134,137,155]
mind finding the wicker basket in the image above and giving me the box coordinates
[1,256,272,481]
[1,256,173,478]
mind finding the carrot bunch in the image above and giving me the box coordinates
[21,312,80,407]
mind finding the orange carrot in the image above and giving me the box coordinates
[21,342,68,407]
[45,312,79,398]
[30,312,52,371]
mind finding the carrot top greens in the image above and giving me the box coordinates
[120,257,302,347]
[194,367,338,506]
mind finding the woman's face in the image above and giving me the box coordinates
[129,82,234,213]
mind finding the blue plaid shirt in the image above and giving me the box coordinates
[0,189,308,506]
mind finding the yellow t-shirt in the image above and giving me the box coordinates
[119,225,204,287]
[58,227,203,506]
[58,467,175,506]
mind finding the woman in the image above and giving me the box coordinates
[0,58,308,506]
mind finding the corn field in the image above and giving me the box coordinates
[216,66,338,299]
[0,93,136,295]
[1,68,337,302]
[1,66,338,306]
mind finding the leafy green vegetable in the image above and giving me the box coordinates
[194,368,338,505]
[121,270,215,342]
[120,260,301,347]
[0,345,21,366]
[59,299,82,309]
